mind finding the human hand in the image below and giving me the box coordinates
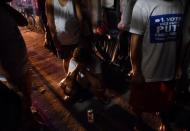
[128,69,145,83]
[117,22,126,31]
[59,73,75,90]
[58,78,66,89]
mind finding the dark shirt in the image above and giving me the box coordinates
[0,3,28,87]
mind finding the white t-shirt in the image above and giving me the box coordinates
[68,56,102,78]
[130,0,184,82]
[54,0,80,45]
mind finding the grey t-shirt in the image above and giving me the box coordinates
[130,0,184,82]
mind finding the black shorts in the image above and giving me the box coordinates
[57,44,77,59]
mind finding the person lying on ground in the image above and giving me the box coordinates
[59,47,108,103]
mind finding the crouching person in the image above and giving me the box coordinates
[59,47,108,103]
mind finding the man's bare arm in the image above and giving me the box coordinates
[130,33,143,76]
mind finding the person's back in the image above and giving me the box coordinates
[130,0,184,82]
[0,2,29,86]
[128,0,185,116]
[0,1,33,130]
[53,0,80,46]
[46,0,93,75]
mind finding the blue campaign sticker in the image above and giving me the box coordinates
[150,14,183,43]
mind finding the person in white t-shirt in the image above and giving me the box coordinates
[46,0,92,74]
[46,0,80,74]
[59,47,107,102]
[129,0,184,114]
